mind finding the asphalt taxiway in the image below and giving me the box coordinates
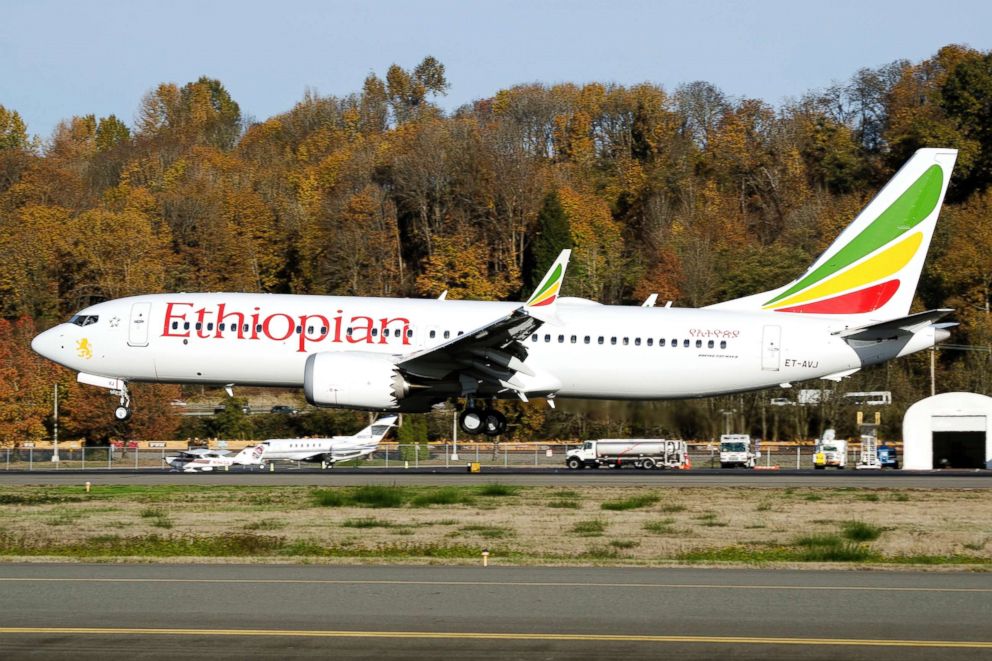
[1,564,990,660]
[1,468,990,488]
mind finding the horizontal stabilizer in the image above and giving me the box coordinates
[835,309,954,339]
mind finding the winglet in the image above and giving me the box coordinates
[526,250,570,308]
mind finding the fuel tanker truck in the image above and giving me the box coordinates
[565,439,689,470]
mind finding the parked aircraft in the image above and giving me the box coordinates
[258,414,397,469]
[32,149,957,436]
[165,445,264,472]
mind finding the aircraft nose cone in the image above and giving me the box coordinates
[31,327,61,360]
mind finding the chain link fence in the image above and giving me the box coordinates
[0,445,843,471]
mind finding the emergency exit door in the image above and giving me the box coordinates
[761,325,781,371]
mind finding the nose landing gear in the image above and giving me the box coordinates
[112,382,133,421]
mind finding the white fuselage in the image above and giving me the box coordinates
[32,293,940,405]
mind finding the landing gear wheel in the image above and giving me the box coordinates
[114,406,132,421]
[481,410,507,437]
[459,408,484,435]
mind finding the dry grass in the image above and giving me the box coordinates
[0,484,988,567]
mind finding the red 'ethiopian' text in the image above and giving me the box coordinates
[161,302,411,352]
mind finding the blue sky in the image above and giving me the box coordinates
[2,0,991,140]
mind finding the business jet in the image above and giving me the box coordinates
[165,444,264,472]
[32,149,957,436]
[258,414,397,469]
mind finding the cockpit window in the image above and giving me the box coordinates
[69,315,99,327]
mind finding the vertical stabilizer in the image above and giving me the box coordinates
[708,148,957,322]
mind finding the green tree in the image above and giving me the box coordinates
[528,191,571,288]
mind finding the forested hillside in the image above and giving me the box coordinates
[2,45,991,444]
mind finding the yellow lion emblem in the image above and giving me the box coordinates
[76,338,93,359]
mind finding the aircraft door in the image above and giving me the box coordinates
[128,302,152,347]
[761,325,781,371]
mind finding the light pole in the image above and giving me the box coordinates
[451,408,459,461]
[51,383,60,463]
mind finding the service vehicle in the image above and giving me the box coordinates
[566,439,688,470]
[813,430,847,469]
[877,443,899,469]
[719,434,756,468]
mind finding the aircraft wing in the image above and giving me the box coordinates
[394,251,570,399]
[396,306,541,381]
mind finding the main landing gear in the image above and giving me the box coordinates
[112,382,133,421]
[458,403,506,437]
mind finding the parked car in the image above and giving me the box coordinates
[270,405,300,415]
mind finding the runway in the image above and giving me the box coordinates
[1,468,991,488]
[1,564,990,659]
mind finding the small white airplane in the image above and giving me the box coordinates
[165,445,264,472]
[258,414,398,469]
[32,149,958,437]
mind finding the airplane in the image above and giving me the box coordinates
[258,414,398,469]
[165,444,264,472]
[31,148,957,437]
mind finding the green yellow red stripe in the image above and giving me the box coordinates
[765,232,922,310]
[765,165,942,307]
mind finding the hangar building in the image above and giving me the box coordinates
[902,392,992,470]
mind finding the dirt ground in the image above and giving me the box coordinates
[0,485,989,567]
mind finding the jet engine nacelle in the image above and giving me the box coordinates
[304,351,409,410]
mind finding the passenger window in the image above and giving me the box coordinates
[457,331,463,336]
[171,321,178,330]
[646,338,653,347]
[207,323,214,331]
[558,335,564,343]
[671,339,677,348]
[195,322,202,331]
[683,339,690,348]
[430,330,437,339]
[320,326,327,334]
[308,326,314,334]
[659,339,665,347]
[296,326,302,334]
[444,331,450,339]
[256,324,262,333]
[634,338,641,346]
[372,328,378,336]
[597,336,604,345]
[184,322,190,330]
[695,340,702,348]
[346,327,353,337]
[408,329,414,338]
[219,323,226,331]
[610,337,617,345]
[243,324,250,333]
[544,334,551,343]
[720,340,727,349]
[622,337,629,346]
[708,340,714,348]
[570,335,577,344]
[584,336,591,344]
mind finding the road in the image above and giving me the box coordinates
[0,564,990,659]
[1,468,991,488]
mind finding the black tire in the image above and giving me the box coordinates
[814,465,825,470]
[642,457,656,470]
[481,410,507,437]
[114,406,132,421]
[459,408,484,435]
[566,457,582,470]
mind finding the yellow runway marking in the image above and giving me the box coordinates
[1,627,991,648]
[0,576,989,593]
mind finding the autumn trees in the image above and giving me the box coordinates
[1,48,991,442]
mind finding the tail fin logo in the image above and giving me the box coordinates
[764,165,943,314]
[527,250,570,308]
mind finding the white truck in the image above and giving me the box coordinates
[813,429,847,469]
[566,439,688,470]
[719,434,756,468]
